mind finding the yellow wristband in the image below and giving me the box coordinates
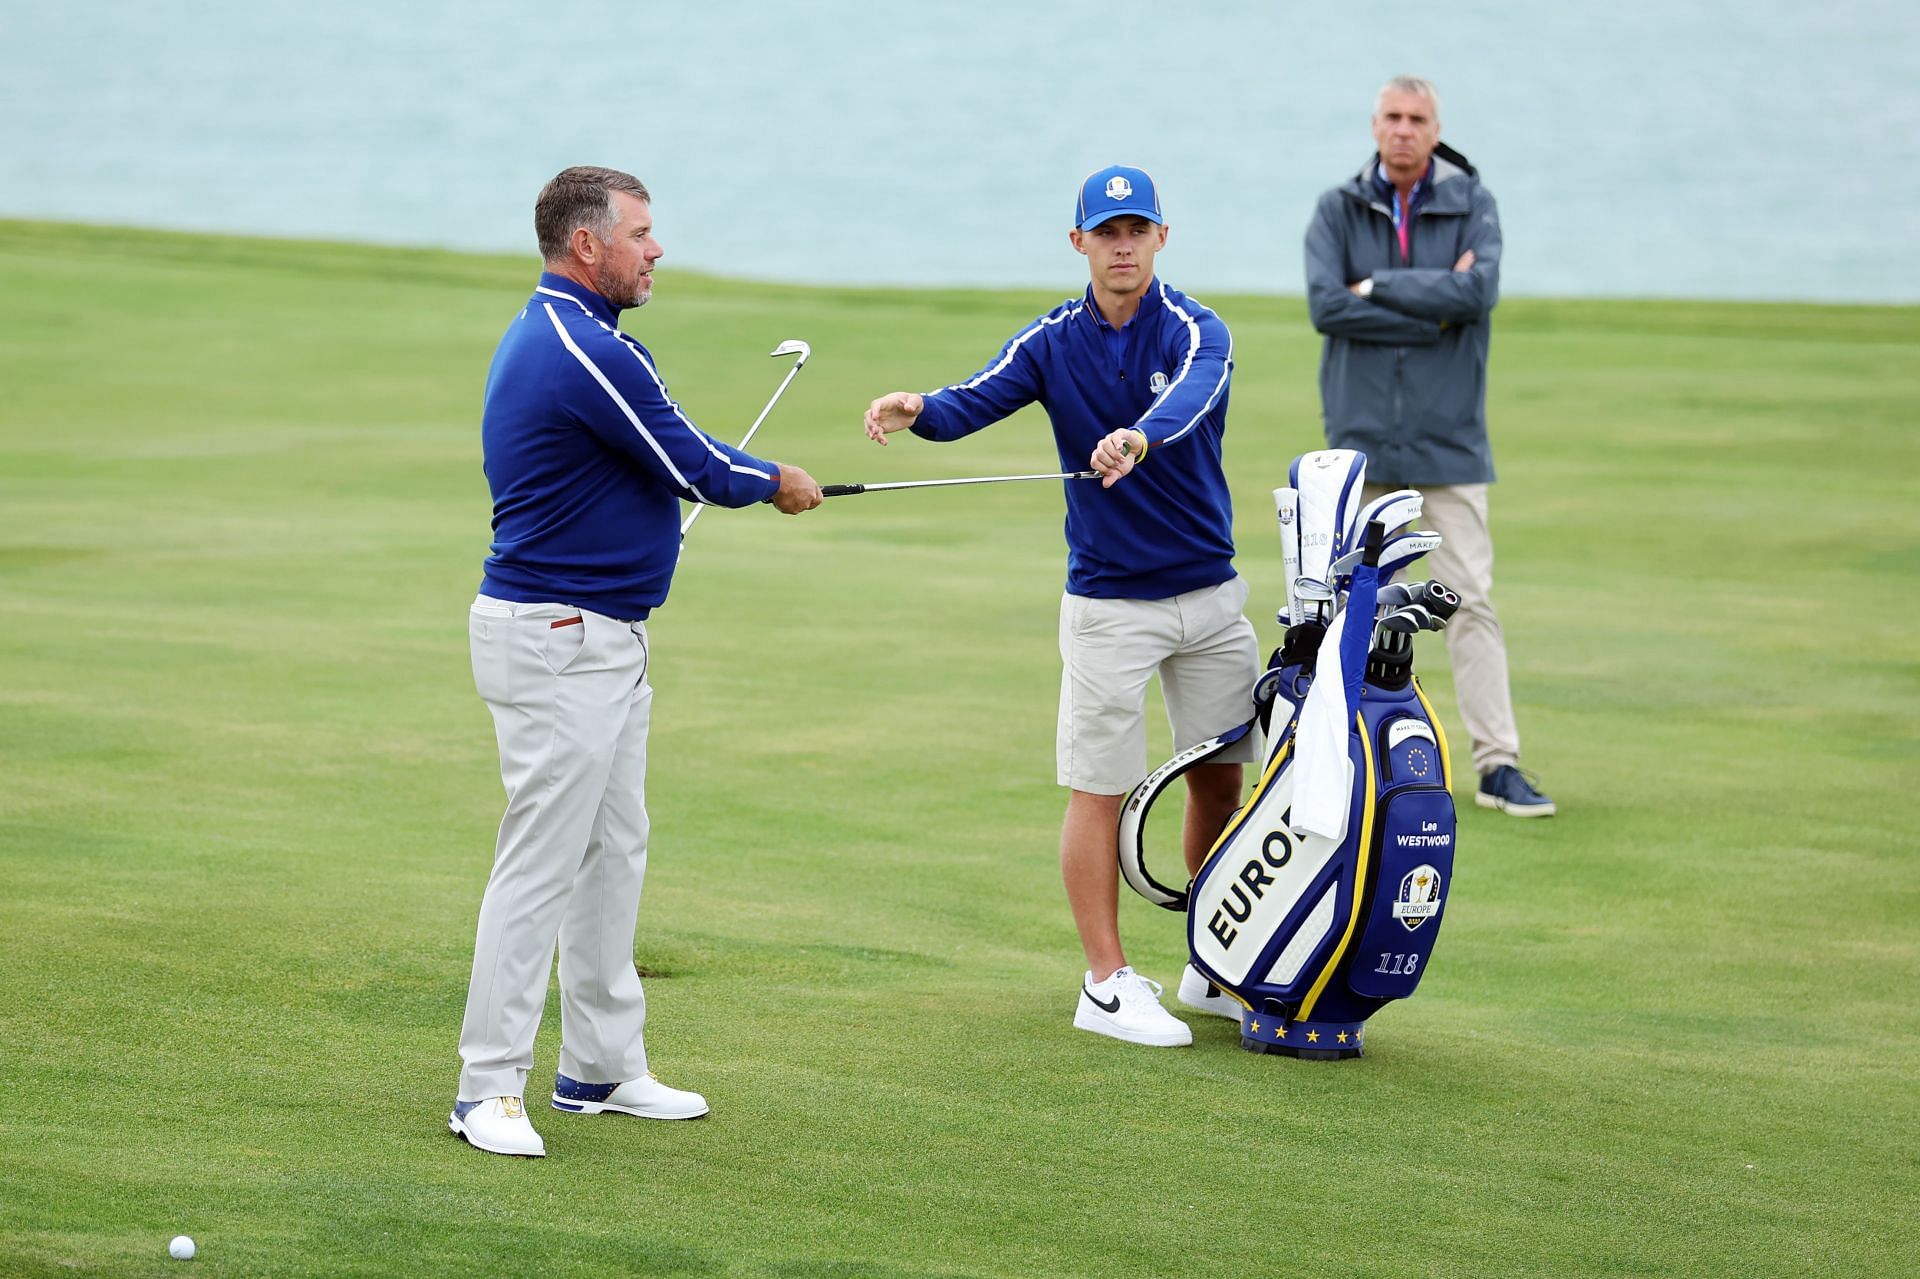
[1125,429,1149,459]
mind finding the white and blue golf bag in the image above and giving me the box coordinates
[1119,449,1459,1058]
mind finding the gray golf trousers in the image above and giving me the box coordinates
[1364,483,1522,774]
[457,595,654,1102]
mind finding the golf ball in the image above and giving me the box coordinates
[169,1235,196,1260]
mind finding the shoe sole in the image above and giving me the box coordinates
[448,1114,545,1158]
[550,1097,710,1120]
[1475,792,1557,817]
[1072,1003,1192,1047]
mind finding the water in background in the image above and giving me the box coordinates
[3,0,1915,302]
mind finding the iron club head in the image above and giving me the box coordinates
[770,339,811,367]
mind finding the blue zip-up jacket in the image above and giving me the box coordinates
[913,278,1236,600]
[477,273,782,617]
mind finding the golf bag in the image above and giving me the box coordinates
[1118,449,1458,1058]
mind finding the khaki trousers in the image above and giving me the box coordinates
[457,596,655,1102]
[1364,483,1521,774]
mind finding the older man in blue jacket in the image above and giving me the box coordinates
[451,166,823,1159]
[865,166,1259,1047]
[1305,76,1554,818]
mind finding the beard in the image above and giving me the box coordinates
[594,261,650,310]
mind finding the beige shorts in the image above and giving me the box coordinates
[1057,575,1262,794]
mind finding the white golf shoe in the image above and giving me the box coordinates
[1177,963,1242,1020]
[450,1096,546,1158]
[551,1071,710,1120]
[1073,966,1192,1047]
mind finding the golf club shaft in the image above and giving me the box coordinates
[821,470,1099,498]
[680,345,810,537]
[732,362,804,457]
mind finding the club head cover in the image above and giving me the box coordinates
[1290,449,1367,583]
[1374,530,1443,578]
[1353,489,1423,543]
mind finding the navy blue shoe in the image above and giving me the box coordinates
[1476,765,1555,817]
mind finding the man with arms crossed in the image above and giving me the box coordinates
[452,166,823,1158]
[1304,76,1555,817]
[864,166,1258,1047]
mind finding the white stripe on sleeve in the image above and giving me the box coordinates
[536,291,777,498]
[541,304,711,503]
[932,303,1083,397]
[605,332,775,483]
[1151,283,1233,446]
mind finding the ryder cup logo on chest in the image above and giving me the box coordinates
[1391,864,1443,931]
[1149,370,1170,396]
[1105,175,1133,201]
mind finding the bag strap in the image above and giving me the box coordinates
[1117,719,1256,911]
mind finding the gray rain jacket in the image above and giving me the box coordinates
[1304,144,1501,487]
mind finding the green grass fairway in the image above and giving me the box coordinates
[2,220,1916,1278]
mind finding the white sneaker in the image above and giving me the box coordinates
[1073,967,1192,1047]
[450,1096,545,1157]
[551,1071,709,1120]
[1177,964,1242,1020]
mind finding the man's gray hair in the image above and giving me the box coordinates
[535,166,650,262]
[1375,75,1441,121]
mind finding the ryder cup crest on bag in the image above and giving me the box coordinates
[1118,448,1459,1058]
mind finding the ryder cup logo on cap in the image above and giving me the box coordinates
[1076,164,1162,230]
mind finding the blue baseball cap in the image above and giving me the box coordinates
[1075,165,1162,230]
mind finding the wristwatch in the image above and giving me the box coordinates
[1355,277,1375,299]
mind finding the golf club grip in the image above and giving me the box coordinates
[820,484,865,497]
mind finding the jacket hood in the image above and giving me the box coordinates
[1344,142,1478,211]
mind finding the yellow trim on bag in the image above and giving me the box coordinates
[1411,676,1453,793]
[1188,725,1288,1015]
[1296,711,1377,1021]
[1194,732,1291,878]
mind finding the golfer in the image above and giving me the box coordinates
[864,165,1258,1047]
[451,165,822,1158]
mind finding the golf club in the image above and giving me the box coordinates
[1328,529,1442,581]
[1370,581,1461,653]
[1291,575,1336,625]
[1375,579,1460,617]
[821,470,1099,497]
[679,339,812,538]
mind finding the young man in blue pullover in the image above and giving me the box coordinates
[451,167,822,1158]
[864,166,1257,1047]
